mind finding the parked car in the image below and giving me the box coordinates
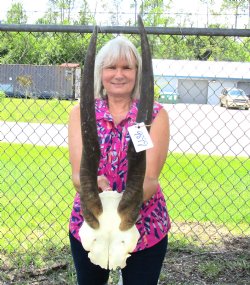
[5,91,26,98]
[36,91,54,99]
[220,88,249,110]
[157,92,180,104]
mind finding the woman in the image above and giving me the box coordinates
[68,36,171,285]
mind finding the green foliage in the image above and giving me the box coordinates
[0,30,117,65]
[74,0,96,25]
[221,0,249,11]
[6,2,27,24]
[154,84,161,99]
[139,0,174,27]
[221,0,249,28]
[148,33,250,62]
[0,32,41,64]
[197,261,223,278]
[36,8,60,24]
[0,0,249,64]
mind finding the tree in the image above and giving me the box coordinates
[199,0,215,27]
[48,0,76,24]
[136,0,174,27]
[75,0,95,25]
[91,0,123,25]
[221,0,249,28]
[6,2,27,24]
[16,75,33,98]
[110,0,123,25]
[36,8,60,24]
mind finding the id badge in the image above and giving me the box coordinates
[128,122,154,152]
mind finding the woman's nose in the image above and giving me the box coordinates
[114,68,124,78]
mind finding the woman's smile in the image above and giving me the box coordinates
[102,58,137,97]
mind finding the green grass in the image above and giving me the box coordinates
[0,97,77,124]
[1,143,249,257]
[161,153,250,233]
[1,142,74,261]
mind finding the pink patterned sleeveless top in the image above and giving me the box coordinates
[69,99,171,251]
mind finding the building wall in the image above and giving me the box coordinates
[178,79,208,104]
[153,59,250,105]
[1,62,249,103]
[0,64,79,99]
[155,74,250,105]
[238,82,250,95]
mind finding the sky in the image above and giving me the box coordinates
[0,0,247,28]
[0,0,48,23]
[0,0,211,24]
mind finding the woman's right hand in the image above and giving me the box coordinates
[97,175,112,192]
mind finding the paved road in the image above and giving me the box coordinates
[164,104,250,157]
[0,121,68,147]
[1,104,249,157]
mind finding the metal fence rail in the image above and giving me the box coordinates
[0,24,249,283]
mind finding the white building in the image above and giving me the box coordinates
[153,59,250,105]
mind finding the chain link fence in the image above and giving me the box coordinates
[0,24,249,284]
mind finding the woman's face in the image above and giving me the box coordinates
[102,57,137,98]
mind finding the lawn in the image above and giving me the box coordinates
[1,142,249,259]
[1,142,73,260]
[0,97,77,124]
[162,153,250,229]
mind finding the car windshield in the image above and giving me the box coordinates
[229,90,244,96]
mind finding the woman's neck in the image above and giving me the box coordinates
[107,96,132,125]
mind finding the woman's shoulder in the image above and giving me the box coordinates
[71,103,80,112]
[152,101,164,118]
[69,103,80,122]
[153,100,163,110]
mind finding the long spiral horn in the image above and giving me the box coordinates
[79,26,103,229]
[118,15,154,231]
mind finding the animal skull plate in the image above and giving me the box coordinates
[79,191,140,270]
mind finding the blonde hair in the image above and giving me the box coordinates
[94,36,142,99]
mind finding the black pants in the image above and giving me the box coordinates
[69,231,168,285]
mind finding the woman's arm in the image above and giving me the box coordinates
[68,104,82,192]
[143,107,170,201]
[68,104,111,192]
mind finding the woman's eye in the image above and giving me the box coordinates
[106,66,115,69]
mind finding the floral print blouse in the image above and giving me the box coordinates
[69,99,171,251]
